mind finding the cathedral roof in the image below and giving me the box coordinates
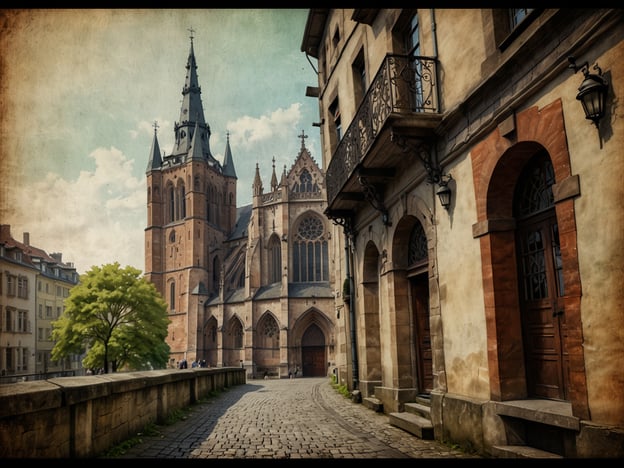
[248,283,335,301]
[228,204,252,241]
[288,282,334,298]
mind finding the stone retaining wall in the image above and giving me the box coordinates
[0,367,245,458]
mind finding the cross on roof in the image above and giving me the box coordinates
[188,27,195,42]
[299,130,307,149]
[153,120,159,134]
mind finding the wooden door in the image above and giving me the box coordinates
[517,212,567,400]
[411,273,433,395]
[302,346,325,377]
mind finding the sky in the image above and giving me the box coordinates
[0,9,321,275]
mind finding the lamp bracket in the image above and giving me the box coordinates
[391,131,447,186]
[326,210,357,239]
[357,174,391,226]
[568,56,607,83]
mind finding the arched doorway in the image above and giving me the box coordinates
[301,324,326,377]
[202,316,218,367]
[361,241,382,394]
[514,151,568,400]
[407,219,433,395]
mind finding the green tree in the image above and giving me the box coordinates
[52,262,170,373]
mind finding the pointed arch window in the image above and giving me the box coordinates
[229,319,244,349]
[268,235,282,284]
[168,185,175,223]
[178,184,186,219]
[210,323,217,343]
[213,256,221,292]
[293,214,329,282]
[257,313,280,350]
[169,281,176,312]
[206,185,211,223]
[292,169,320,193]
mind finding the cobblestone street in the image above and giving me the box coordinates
[112,377,481,459]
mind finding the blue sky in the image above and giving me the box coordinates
[0,9,321,274]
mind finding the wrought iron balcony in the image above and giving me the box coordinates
[325,54,441,218]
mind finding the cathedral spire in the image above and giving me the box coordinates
[222,132,237,178]
[270,157,278,191]
[280,164,287,187]
[252,162,263,196]
[172,28,212,159]
[146,121,162,173]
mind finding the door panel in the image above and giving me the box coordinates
[410,273,432,394]
[517,214,567,400]
[302,346,325,377]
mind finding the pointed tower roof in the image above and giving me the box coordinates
[180,29,205,127]
[146,121,162,173]
[188,121,204,161]
[222,132,237,178]
[171,28,213,160]
[252,162,263,196]
[270,157,278,191]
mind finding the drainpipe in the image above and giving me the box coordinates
[345,222,359,390]
[430,9,439,58]
[430,9,441,112]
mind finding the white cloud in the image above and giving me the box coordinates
[227,103,302,148]
[8,147,146,275]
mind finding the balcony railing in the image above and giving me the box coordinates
[325,54,439,209]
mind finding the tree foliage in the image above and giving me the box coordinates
[52,262,170,373]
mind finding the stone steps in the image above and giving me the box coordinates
[362,396,383,412]
[388,411,434,440]
[491,445,563,458]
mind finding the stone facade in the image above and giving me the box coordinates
[0,224,80,382]
[301,8,624,457]
[145,36,337,379]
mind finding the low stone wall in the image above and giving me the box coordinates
[0,367,245,458]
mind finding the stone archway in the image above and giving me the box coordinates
[470,100,588,417]
[359,240,382,397]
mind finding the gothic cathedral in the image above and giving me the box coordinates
[145,34,337,379]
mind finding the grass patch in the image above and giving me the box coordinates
[329,376,351,399]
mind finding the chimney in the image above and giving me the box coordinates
[23,232,30,246]
[0,224,11,241]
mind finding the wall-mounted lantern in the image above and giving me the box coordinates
[568,56,609,144]
[436,177,452,210]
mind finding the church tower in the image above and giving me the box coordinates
[145,30,237,367]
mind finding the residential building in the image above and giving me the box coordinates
[300,8,623,458]
[0,224,79,382]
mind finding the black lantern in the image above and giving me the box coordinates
[436,178,452,209]
[568,56,608,129]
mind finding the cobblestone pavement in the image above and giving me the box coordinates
[111,377,482,459]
